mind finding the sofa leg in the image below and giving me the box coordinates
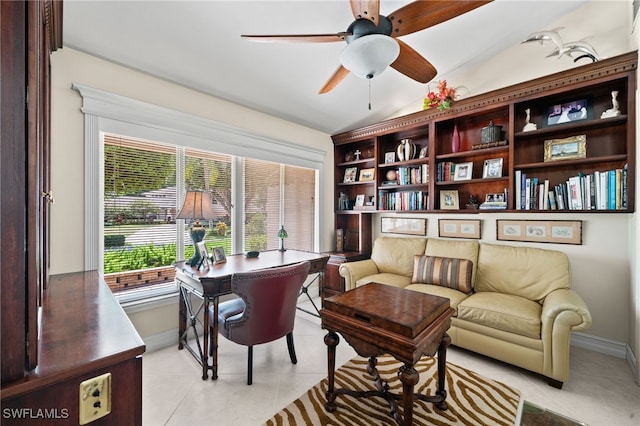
[547,378,563,389]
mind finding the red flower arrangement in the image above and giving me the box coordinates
[423,80,457,111]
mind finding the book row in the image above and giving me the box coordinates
[515,166,628,211]
[378,190,429,211]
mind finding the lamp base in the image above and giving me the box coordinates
[187,223,207,266]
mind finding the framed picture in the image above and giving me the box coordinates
[438,219,481,239]
[384,152,395,163]
[546,98,591,126]
[381,217,427,236]
[453,162,473,181]
[336,228,344,252]
[354,194,365,207]
[418,146,428,158]
[196,241,210,269]
[497,220,582,245]
[544,135,586,162]
[483,158,503,178]
[211,246,227,264]
[485,193,505,203]
[343,167,357,183]
[359,168,375,181]
[440,190,459,210]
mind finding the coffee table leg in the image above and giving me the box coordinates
[436,333,452,411]
[324,331,339,412]
[398,364,419,426]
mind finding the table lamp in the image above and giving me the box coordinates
[177,190,217,266]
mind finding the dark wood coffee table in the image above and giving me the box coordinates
[320,282,454,426]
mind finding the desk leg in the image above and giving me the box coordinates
[324,331,339,413]
[398,364,419,426]
[210,296,219,380]
[201,296,211,380]
[436,333,452,411]
[178,285,186,350]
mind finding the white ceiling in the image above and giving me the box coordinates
[63,0,589,135]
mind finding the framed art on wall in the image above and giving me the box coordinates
[438,219,481,239]
[381,217,427,236]
[496,220,582,245]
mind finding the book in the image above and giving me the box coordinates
[515,170,522,210]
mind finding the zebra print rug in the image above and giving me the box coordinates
[264,355,520,425]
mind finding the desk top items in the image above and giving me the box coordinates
[278,225,288,251]
[177,190,218,266]
[245,250,260,258]
[601,91,621,118]
[523,108,537,131]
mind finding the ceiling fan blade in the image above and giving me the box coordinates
[388,1,492,38]
[319,65,351,94]
[349,0,380,24]
[390,39,437,84]
[241,33,350,43]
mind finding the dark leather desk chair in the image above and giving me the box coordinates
[209,261,311,385]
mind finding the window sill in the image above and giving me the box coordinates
[117,281,179,314]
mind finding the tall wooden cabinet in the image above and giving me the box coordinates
[1,2,145,424]
[331,51,636,216]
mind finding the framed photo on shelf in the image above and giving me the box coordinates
[343,167,358,183]
[440,190,460,210]
[453,162,473,181]
[381,217,427,236]
[354,194,365,207]
[335,228,344,252]
[196,241,210,269]
[384,152,396,163]
[438,219,481,239]
[359,168,375,181]
[483,158,503,178]
[546,98,591,126]
[497,220,582,245]
[211,246,227,264]
[485,193,505,203]
[544,135,586,162]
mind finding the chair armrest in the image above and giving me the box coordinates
[540,288,592,383]
[541,288,592,332]
[338,259,379,291]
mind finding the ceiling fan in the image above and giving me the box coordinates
[242,0,492,94]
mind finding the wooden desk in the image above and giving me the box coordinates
[320,283,454,426]
[175,250,329,380]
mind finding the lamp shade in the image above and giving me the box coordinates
[340,34,400,79]
[177,190,217,220]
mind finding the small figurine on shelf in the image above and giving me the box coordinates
[466,195,480,210]
[277,225,288,251]
[522,108,537,132]
[601,91,621,118]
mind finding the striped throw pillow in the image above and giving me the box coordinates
[412,255,474,294]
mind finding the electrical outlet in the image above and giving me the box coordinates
[79,372,111,425]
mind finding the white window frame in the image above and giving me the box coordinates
[73,83,325,306]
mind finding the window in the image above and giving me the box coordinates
[102,134,316,294]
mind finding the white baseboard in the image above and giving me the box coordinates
[571,332,627,358]
[142,324,205,353]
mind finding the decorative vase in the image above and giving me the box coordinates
[397,139,415,162]
[451,125,461,153]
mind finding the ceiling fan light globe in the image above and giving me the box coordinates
[340,34,399,79]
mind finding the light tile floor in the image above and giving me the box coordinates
[143,295,640,426]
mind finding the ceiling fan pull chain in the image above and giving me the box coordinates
[368,78,372,111]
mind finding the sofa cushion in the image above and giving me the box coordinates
[424,238,479,285]
[411,255,474,294]
[476,243,570,302]
[457,292,542,339]
[355,273,412,289]
[405,283,469,315]
[370,237,427,277]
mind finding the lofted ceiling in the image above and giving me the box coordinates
[63,0,589,135]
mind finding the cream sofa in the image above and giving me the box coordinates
[338,236,592,388]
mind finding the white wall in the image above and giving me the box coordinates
[50,47,335,275]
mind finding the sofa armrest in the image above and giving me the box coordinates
[540,288,592,383]
[338,259,379,291]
